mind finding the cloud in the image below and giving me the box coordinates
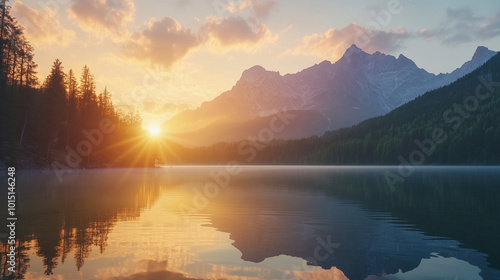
[229,0,276,18]
[477,13,500,40]
[292,23,411,61]
[175,0,192,8]
[417,7,500,45]
[201,16,276,48]
[11,1,75,47]
[418,28,439,42]
[123,15,276,68]
[446,7,483,22]
[123,17,201,69]
[68,0,134,38]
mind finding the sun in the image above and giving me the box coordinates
[147,126,161,136]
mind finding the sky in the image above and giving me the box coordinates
[9,0,500,128]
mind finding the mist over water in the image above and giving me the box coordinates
[1,166,499,280]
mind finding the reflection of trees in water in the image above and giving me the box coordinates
[313,168,500,270]
[0,240,30,280]
[3,169,162,276]
[4,168,498,279]
[245,168,500,254]
[207,168,500,279]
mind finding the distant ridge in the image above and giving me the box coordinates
[160,52,500,166]
[164,46,497,147]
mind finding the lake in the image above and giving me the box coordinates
[1,166,500,280]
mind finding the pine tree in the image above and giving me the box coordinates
[67,69,79,145]
[0,0,9,90]
[79,65,98,128]
[98,87,113,118]
[43,59,67,154]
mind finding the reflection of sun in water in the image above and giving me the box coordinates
[147,127,161,136]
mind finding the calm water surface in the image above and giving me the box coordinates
[1,166,500,280]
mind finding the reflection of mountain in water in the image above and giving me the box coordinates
[0,169,162,278]
[2,167,499,280]
[199,167,500,280]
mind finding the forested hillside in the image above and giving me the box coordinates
[2,2,498,168]
[159,53,500,165]
[302,53,500,165]
[0,6,153,169]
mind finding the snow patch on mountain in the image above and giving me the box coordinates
[165,45,498,142]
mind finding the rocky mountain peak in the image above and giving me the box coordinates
[240,65,271,83]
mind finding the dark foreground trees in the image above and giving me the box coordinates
[0,3,150,168]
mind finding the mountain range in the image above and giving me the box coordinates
[164,45,497,146]
[159,51,500,165]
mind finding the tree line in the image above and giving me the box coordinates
[2,0,498,168]
[0,0,37,90]
[0,169,162,278]
[1,3,148,168]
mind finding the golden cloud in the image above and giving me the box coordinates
[123,17,201,69]
[11,1,75,48]
[292,23,411,61]
[123,15,276,68]
[229,0,276,18]
[201,16,277,48]
[68,0,135,39]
